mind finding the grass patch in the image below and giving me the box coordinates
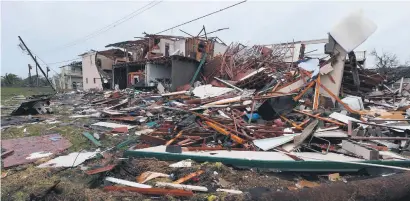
[1,87,54,105]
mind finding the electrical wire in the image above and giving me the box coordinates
[32,53,61,74]
[56,0,163,50]
[45,58,82,66]
[154,0,247,35]
[36,1,243,71]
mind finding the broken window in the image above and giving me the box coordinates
[165,43,170,57]
[198,41,206,53]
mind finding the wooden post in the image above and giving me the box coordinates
[313,76,320,110]
[18,36,55,91]
[35,56,39,86]
[28,64,32,87]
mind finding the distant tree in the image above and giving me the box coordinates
[405,56,410,66]
[1,73,23,86]
[371,49,399,75]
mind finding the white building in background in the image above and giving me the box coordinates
[79,49,127,91]
[59,61,83,90]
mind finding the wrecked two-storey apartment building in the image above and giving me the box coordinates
[59,61,83,90]
[105,34,228,91]
[79,49,127,91]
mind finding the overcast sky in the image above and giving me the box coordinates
[1,0,410,77]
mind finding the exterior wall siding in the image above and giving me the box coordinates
[82,52,103,91]
[145,63,171,85]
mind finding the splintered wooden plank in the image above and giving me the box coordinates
[294,120,319,148]
[86,165,116,175]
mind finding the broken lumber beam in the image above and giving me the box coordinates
[86,164,116,175]
[1,150,14,159]
[166,130,184,146]
[294,120,319,148]
[139,134,167,145]
[342,140,379,160]
[105,177,151,188]
[103,186,194,197]
[204,121,246,144]
[156,182,208,192]
[293,110,345,126]
[192,112,254,140]
[317,81,359,114]
[216,188,243,194]
[173,170,204,184]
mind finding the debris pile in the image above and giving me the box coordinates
[2,11,410,201]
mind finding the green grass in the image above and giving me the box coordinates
[1,87,54,105]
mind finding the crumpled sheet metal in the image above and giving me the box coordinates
[2,134,72,168]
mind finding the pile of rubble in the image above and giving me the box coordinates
[2,11,410,201]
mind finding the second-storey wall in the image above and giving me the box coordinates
[82,52,103,91]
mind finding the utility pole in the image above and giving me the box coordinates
[18,36,56,92]
[28,64,32,87]
[35,56,39,86]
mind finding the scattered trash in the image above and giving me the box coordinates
[86,164,116,175]
[137,171,170,184]
[82,132,102,147]
[173,170,204,184]
[105,177,152,188]
[37,151,99,168]
[25,151,53,160]
[2,134,71,168]
[295,180,320,189]
[2,11,410,200]
[216,188,243,194]
[328,173,341,182]
[1,172,8,178]
[155,182,208,192]
[169,160,193,168]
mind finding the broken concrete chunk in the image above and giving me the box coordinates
[294,120,319,148]
[342,140,379,160]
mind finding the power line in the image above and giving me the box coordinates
[37,1,243,71]
[56,0,163,50]
[32,54,60,74]
[155,0,247,35]
[45,58,82,66]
